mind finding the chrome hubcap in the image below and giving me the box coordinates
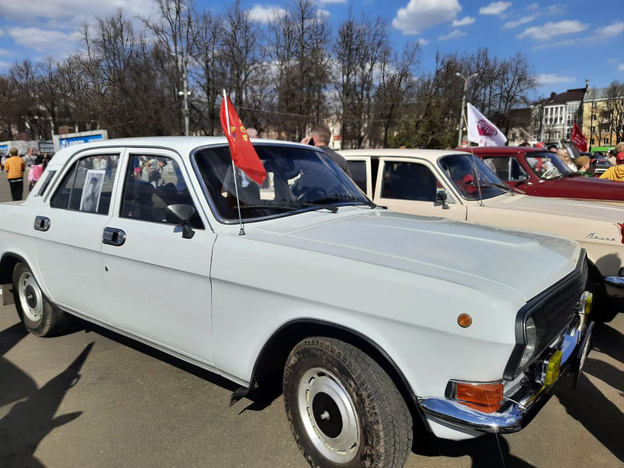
[297,367,359,463]
[18,272,43,322]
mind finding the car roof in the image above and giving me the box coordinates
[455,146,545,155]
[47,136,301,168]
[339,148,468,162]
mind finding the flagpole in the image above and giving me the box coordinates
[223,89,245,236]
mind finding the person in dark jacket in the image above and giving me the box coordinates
[301,123,351,177]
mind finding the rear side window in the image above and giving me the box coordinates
[347,160,368,193]
[50,154,119,214]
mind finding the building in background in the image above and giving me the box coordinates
[582,85,624,152]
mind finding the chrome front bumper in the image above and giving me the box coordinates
[419,314,594,434]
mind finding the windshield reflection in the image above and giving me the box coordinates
[438,154,508,200]
[525,152,573,180]
[194,144,370,222]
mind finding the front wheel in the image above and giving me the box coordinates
[283,337,412,468]
[12,262,69,336]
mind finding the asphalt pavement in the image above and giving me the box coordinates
[0,171,623,467]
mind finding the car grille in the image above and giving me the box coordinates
[504,253,587,379]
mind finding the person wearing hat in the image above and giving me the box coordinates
[599,152,624,182]
[3,147,26,201]
[573,155,592,177]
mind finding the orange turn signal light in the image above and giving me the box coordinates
[456,382,504,414]
[457,313,472,328]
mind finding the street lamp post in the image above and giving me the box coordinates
[171,52,191,136]
[456,72,478,147]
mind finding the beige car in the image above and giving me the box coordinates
[342,148,624,322]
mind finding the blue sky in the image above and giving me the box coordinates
[0,0,622,99]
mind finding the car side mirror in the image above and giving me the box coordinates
[166,204,196,239]
[518,174,528,181]
[435,190,450,210]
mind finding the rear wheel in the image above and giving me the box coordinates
[283,337,412,468]
[12,262,69,336]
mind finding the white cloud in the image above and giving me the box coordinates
[248,5,286,23]
[0,0,157,23]
[452,16,475,27]
[618,64,624,72]
[0,48,11,56]
[536,74,575,85]
[439,29,466,41]
[527,3,538,10]
[417,38,430,46]
[518,20,588,41]
[479,2,512,16]
[503,15,536,30]
[8,27,81,55]
[393,0,461,35]
[597,21,624,38]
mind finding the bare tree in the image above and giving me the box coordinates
[334,12,390,148]
[372,42,420,148]
[268,0,331,140]
[604,81,624,143]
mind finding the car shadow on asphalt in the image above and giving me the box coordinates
[410,422,536,467]
[555,322,624,463]
[0,329,93,467]
[76,317,243,395]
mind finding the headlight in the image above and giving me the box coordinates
[518,317,537,369]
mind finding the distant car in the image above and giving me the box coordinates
[0,137,596,468]
[342,148,624,322]
[456,146,624,201]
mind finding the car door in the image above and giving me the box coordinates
[32,149,122,321]
[374,158,467,221]
[101,148,216,365]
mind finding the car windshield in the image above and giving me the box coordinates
[438,154,508,200]
[193,144,370,222]
[525,152,573,180]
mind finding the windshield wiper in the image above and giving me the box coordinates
[239,204,298,211]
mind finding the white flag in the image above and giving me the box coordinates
[466,103,507,147]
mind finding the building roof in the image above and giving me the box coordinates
[544,88,586,106]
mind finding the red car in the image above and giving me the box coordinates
[457,146,624,202]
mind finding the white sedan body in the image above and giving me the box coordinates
[0,138,589,451]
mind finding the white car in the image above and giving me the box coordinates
[342,148,624,322]
[0,137,593,468]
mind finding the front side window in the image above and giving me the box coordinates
[194,145,370,222]
[380,162,437,202]
[120,154,202,227]
[525,152,573,180]
[438,154,507,200]
[50,154,119,214]
[482,157,528,181]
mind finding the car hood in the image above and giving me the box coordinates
[485,193,624,223]
[522,175,624,201]
[249,208,581,302]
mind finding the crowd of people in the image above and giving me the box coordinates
[1,147,54,201]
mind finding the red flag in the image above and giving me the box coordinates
[220,94,267,184]
[571,123,587,152]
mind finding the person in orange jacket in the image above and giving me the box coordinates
[4,147,26,200]
[599,152,624,182]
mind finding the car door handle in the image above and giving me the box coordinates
[34,216,50,231]
[102,227,127,246]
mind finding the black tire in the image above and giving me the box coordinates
[283,337,412,468]
[12,262,69,337]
